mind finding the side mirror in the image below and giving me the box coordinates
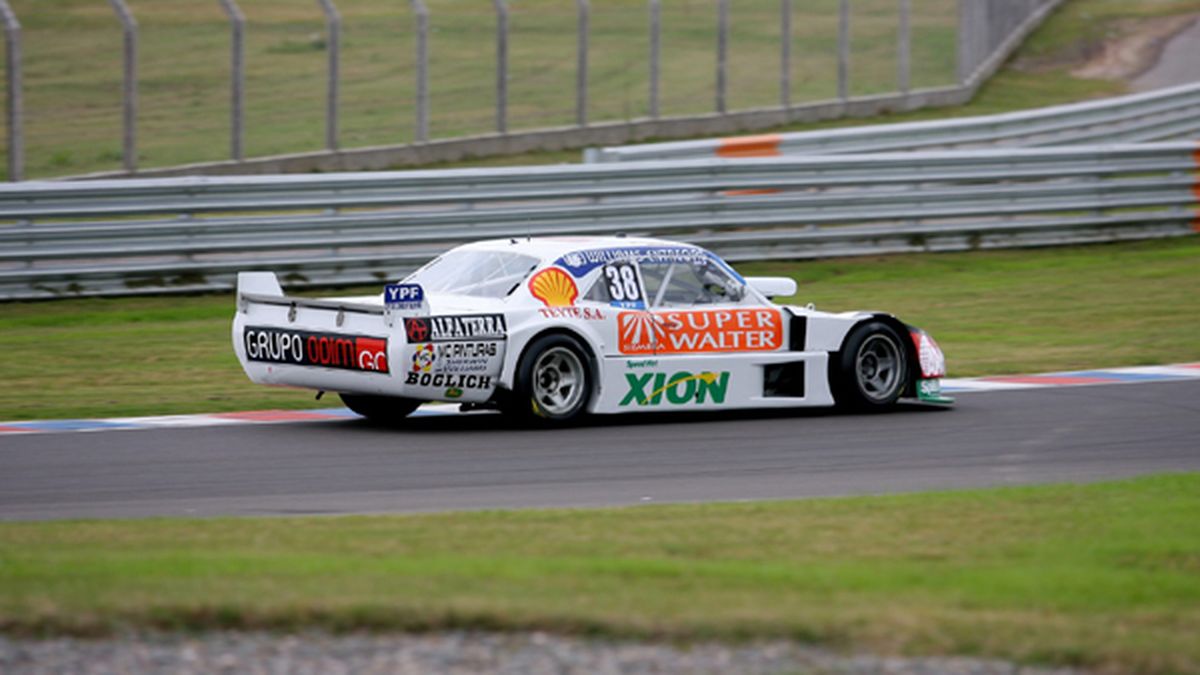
[745,276,797,299]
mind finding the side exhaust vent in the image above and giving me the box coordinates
[764,362,805,398]
[788,313,807,351]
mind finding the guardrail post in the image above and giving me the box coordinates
[576,0,588,127]
[107,0,137,173]
[837,0,849,100]
[957,0,978,85]
[780,0,791,108]
[409,0,429,142]
[216,0,245,161]
[0,0,22,181]
[648,0,660,118]
[956,0,967,83]
[315,0,341,151]
[493,0,508,133]
[716,0,728,114]
[898,0,910,95]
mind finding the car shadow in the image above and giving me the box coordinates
[332,400,950,434]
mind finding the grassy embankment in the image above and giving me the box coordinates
[1,237,1198,421]
[13,0,1200,177]
[2,474,1199,674]
[444,0,1200,169]
[8,0,956,179]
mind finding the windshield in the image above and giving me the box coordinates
[405,250,539,299]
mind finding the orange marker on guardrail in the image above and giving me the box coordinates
[1193,143,1200,233]
[718,135,783,196]
[716,134,782,158]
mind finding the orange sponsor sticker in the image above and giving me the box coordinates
[618,309,783,355]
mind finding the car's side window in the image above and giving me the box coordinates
[582,261,648,309]
[579,258,747,308]
[643,262,747,307]
[601,261,645,307]
[582,275,611,303]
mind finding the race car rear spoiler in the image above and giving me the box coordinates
[236,271,386,321]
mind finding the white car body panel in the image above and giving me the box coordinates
[233,235,947,415]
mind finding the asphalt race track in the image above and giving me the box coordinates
[2,380,1199,520]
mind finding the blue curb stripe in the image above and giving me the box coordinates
[7,419,141,432]
[1064,371,1191,382]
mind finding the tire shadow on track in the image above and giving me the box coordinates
[334,401,951,435]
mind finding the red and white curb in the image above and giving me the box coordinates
[940,362,1200,392]
[0,405,461,435]
[2,363,1198,436]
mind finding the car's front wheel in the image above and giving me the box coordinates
[512,333,593,425]
[832,321,909,410]
[339,393,423,423]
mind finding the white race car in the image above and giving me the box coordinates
[234,236,950,424]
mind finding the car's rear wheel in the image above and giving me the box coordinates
[339,393,423,423]
[832,321,909,410]
[512,334,592,424]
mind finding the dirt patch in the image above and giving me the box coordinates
[1070,13,1200,80]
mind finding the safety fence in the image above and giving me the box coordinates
[0,0,1060,181]
[1,143,1196,300]
[585,82,1200,162]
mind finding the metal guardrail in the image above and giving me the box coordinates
[2,143,1197,300]
[584,82,1200,163]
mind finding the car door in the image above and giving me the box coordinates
[592,257,785,412]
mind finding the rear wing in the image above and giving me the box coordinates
[236,271,392,324]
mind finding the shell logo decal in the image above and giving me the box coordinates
[528,267,579,307]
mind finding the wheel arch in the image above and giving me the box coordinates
[501,324,602,396]
[832,313,920,397]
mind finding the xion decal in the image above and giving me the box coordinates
[404,372,493,389]
[528,267,578,307]
[618,309,783,355]
[405,314,507,343]
[619,371,730,406]
[244,326,388,374]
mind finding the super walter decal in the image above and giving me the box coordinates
[618,309,783,355]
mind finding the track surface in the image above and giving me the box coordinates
[2,380,1199,520]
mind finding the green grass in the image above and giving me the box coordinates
[1,237,1198,421]
[306,0,1200,172]
[12,0,1200,178]
[2,474,1199,673]
[5,0,956,179]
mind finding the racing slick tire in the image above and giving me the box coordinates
[832,321,909,411]
[338,393,423,423]
[511,333,593,425]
